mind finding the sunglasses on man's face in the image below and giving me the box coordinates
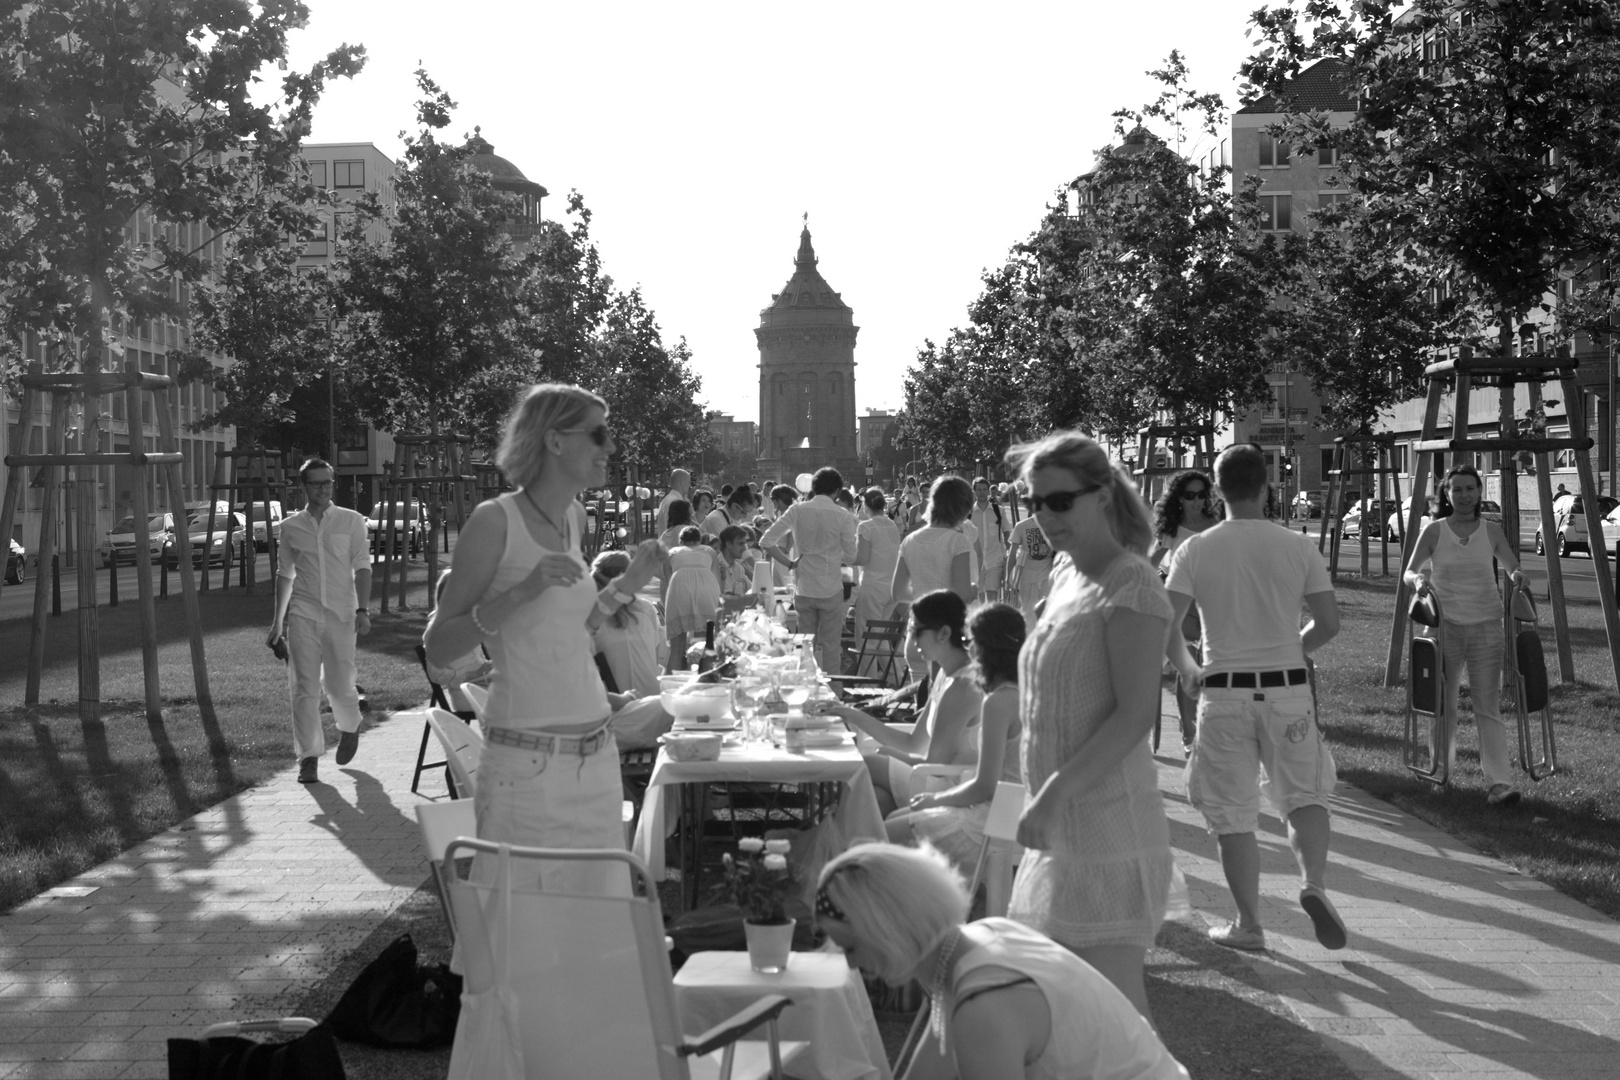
[556,424,613,448]
[1019,487,1096,514]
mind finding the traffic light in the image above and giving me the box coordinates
[1281,458,1294,477]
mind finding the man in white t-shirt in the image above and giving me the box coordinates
[654,468,691,536]
[1165,444,1346,955]
[762,468,858,676]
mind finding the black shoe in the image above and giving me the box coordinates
[297,757,319,784]
[335,730,360,766]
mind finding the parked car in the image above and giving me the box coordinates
[1292,490,1325,520]
[1341,498,1401,539]
[368,499,427,557]
[1538,493,1619,557]
[5,538,24,585]
[1384,495,1440,542]
[163,512,250,568]
[234,500,284,552]
[97,513,174,567]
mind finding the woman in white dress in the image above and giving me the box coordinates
[893,476,975,605]
[662,525,721,670]
[851,486,902,672]
[425,383,663,892]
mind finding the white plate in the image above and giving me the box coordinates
[673,719,739,733]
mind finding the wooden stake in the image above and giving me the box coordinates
[153,391,215,725]
[124,360,162,720]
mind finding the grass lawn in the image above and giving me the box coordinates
[1315,576,1620,919]
[0,557,440,912]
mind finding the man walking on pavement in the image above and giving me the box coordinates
[762,467,858,676]
[268,458,372,784]
[1165,444,1347,953]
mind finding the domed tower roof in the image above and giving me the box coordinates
[464,129,547,199]
[758,218,853,330]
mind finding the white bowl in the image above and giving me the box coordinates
[658,731,724,762]
[659,683,733,722]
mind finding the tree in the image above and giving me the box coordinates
[588,288,711,478]
[172,199,346,454]
[1245,1,1620,370]
[1023,54,1287,437]
[332,70,543,442]
[0,0,364,372]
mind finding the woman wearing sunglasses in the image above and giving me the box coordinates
[1150,471,1219,755]
[426,384,663,894]
[814,843,1189,1080]
[1002,431,1177,1025]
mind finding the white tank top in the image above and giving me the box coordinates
[482,493,610,729]
[1428,518,1501,626]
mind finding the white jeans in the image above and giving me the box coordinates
[1439,618,1514,787]
[287,610,361,760]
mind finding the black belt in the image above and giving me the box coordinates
[1205,668,1308,689]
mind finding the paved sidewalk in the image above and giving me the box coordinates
[0,708,441,1079]
[1156,692,1620,1080]
[4,692,1619,1079]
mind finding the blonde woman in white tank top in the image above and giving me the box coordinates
[426,385,664,891]
[1401,465,1527,807]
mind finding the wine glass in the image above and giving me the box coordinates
[733,676,767,742]
[779,673,811,717]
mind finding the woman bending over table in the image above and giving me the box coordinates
[823,590,982,817]
[663,525,722,670]
[886,602,1024,865]
[816,843,1189,1080]
[1002,429,1177,1025]
[425,383,662,892]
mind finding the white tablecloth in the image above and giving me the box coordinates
[675,951,892,1080]
[630,737,887,878]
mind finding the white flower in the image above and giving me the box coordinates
[763,854,788,871]
[738,837,765,853]
[764,839,791,854]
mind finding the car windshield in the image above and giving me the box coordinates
[110,516,165,534]
[370,502,424,520]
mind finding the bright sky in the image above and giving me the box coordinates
[283,0,1264,424]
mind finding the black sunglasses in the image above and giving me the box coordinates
[1019,487,1096,514]
[556,424,613,447]
[1181,489,1209,500]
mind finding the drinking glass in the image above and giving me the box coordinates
[733,677,768,743]
[779,674,811,717]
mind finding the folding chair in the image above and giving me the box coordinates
[459,682,489,720]
[851,619,906,688]
[414,799,477,941]
[412,643,462,796]
[443,841,807,1079]
[426,709,484,800]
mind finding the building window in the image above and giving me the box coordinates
[1317,146,1339,167]
[1317,191,1350,213]
[1259,193,1291,232]
[1258,130,1290,168]
[306,160,327,187]
[333,160,365,188]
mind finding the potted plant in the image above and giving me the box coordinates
[717,837,798,973]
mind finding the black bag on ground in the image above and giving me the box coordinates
[325,933,461,1048]
[168,1022,344,1080]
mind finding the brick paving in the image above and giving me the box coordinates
[1155,691,1620,1080]
[0,707,441,1079]
[2,692,1617,1079]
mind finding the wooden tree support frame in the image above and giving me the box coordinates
[375,434,475,615]
[1131,424,1218,502]
[205,448,291,596]
[0,361,214,724]
[1383,346,1620,694]
[1320,432,1407,581]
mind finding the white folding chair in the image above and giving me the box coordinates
[427,708,483,799]
[443,840,807,1080]
[414,799,477,940]
[459,681,489,719]
[972,780,1027,918]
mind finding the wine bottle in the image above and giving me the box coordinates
[696,620,718,676]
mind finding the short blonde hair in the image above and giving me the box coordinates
[1005,430,1153,555]
[818,842,968,984]
[496,384,608,491]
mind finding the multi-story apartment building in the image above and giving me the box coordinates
[1228,58,1357,500]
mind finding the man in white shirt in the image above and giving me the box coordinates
[267,459,373,784]
[1166,444,1345,953]
[762,467,858,675]
[654,468,691,536]
[970,476,1007,601]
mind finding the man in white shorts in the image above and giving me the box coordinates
[1165,444,1346,953]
